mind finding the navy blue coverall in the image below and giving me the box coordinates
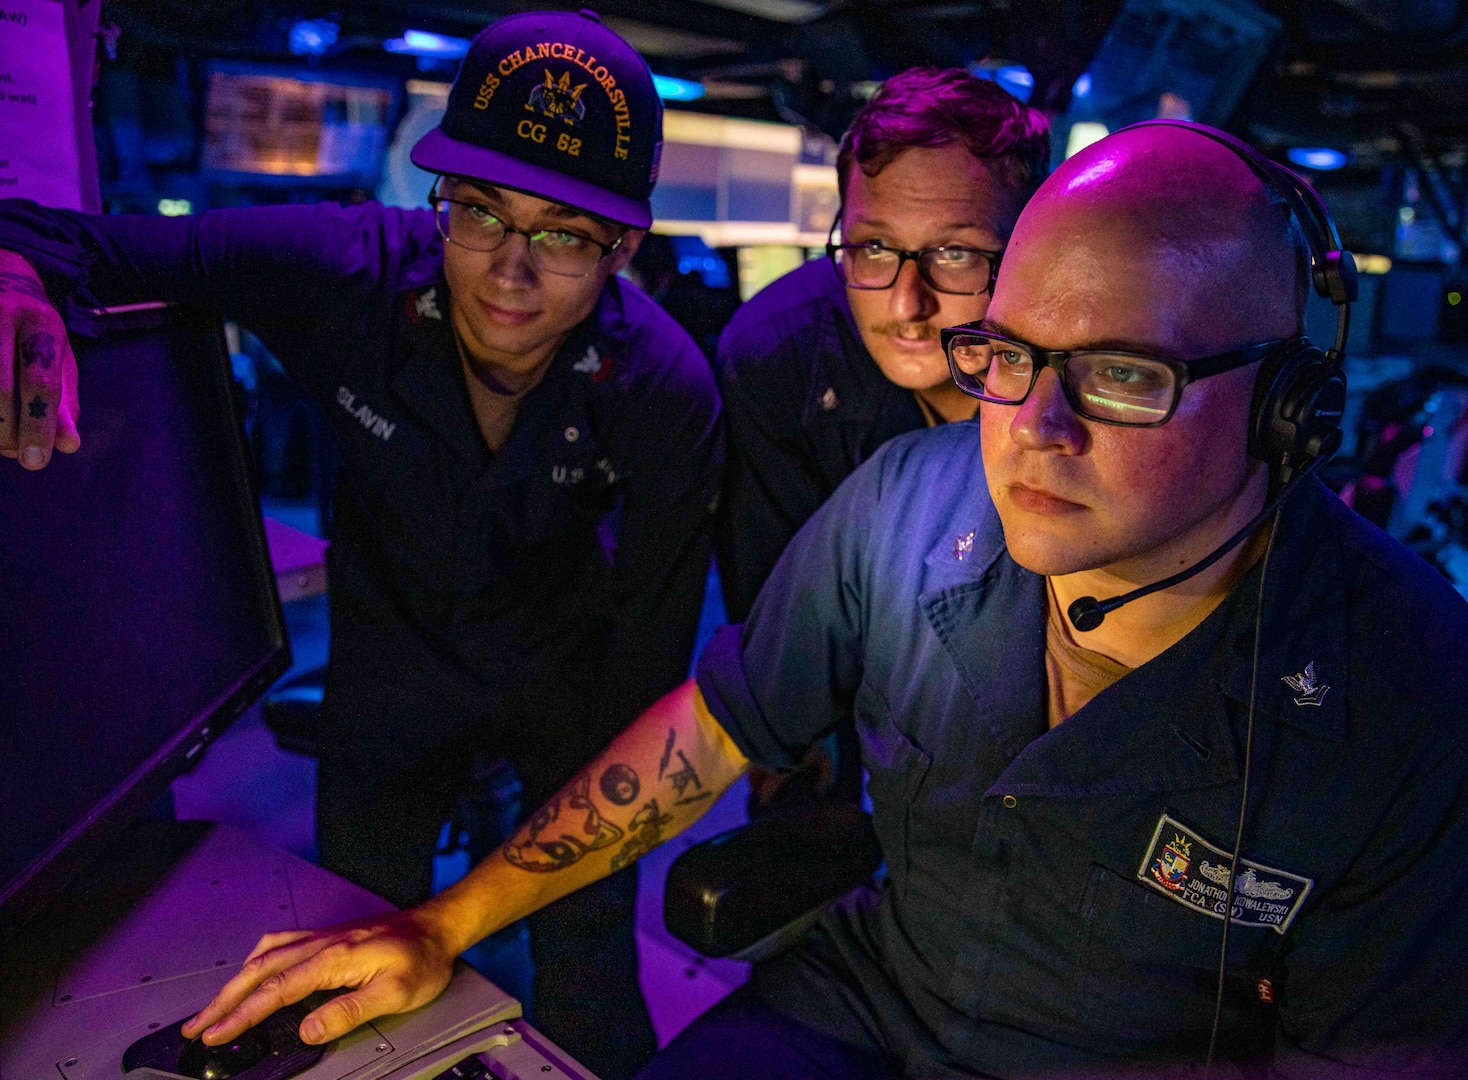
[0,199,723,1080]
[714,256,924,623]
[685,422,1468,1079]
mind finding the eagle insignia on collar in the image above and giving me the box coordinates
[1282,661,1329,707]
[413,286,441,321]
[573,344,613,383]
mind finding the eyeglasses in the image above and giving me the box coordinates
[940,323,1292,427]
[826,215,1001,296]
[429,182,625,278]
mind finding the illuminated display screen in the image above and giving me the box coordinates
[203,64,397,184]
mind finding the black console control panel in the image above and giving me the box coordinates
[121,991,338,1080]
[431,1054,494,1079]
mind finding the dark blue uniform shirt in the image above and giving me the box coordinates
[1,199,721,729]
[697,422,1468,1078]
[714,257,924,621]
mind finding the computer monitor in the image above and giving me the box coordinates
[202,62,399,188]
[0,303,290,939]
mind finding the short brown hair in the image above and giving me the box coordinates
[837,67,1051,201]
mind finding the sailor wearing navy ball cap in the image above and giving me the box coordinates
[412,7,664,228]
[0,10,719,1079]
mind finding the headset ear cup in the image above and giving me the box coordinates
[1249,340,1306,464]
[1249,340,1345,469]
[1288,362,1346,462]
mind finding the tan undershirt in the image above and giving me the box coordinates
[915,391,944,427]
[1045,579,1133,728]
[914,387,980,426]
[464,374,525,454]
[458,339,551,454]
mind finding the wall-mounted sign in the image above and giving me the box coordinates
[0,0,83,208]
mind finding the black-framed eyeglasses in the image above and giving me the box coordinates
[940,322,1293,427]
[429,180,625,278]
[825,214,1001,296]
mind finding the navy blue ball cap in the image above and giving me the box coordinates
[412,9,663,229]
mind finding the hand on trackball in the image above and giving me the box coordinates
[181,908,458,1048]
[0,250,80,469]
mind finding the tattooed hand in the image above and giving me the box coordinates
[0,270,47,303]
[1,249,80,468]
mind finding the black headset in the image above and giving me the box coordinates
[1101,122,1360,1078]
[1122,120,1358,484]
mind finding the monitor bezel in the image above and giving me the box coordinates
[0,303,291,941]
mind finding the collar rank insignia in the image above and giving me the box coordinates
[573,344,612,383]
[1138,814,1313,935]
[405,286,442,323]
[953,530,975,561]
[819,386,840,411]
[1282,661,1329,706]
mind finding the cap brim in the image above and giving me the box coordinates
[411,127,652,230]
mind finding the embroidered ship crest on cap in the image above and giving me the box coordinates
[528,69,587,126]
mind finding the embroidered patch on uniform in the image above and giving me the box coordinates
[336,385,397,442]
[1256,978,1275,1003]
[1136,814,1313,934]
[1282,661,1329,706]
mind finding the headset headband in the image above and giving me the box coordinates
[1117,119,1357,362]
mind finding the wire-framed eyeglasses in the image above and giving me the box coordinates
[940,323,1293,427]
[429,181,626,278]
[825,215,1001,296]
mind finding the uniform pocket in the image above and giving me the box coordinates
[1072,863,1275,1054]
[856,682,931,895]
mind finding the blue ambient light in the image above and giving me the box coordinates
[1286,147,1348,171]
[384,30,472,60]
[970,62,1035,103]
[653,74,705,101]
[289,19,339,58]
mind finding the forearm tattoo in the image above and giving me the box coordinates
[599,763,640,805]
[505,771,623,873]
[656,727,710,806]
[504,732,712,876]
[610,799,673,871]
[21,331,56,370]
[0,271,47,302]
[666,750,706,805]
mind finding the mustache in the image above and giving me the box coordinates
[868,321,940,341]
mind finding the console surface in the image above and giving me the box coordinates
[0,821,593,1080]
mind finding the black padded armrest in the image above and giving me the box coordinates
[663,802,882,960]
